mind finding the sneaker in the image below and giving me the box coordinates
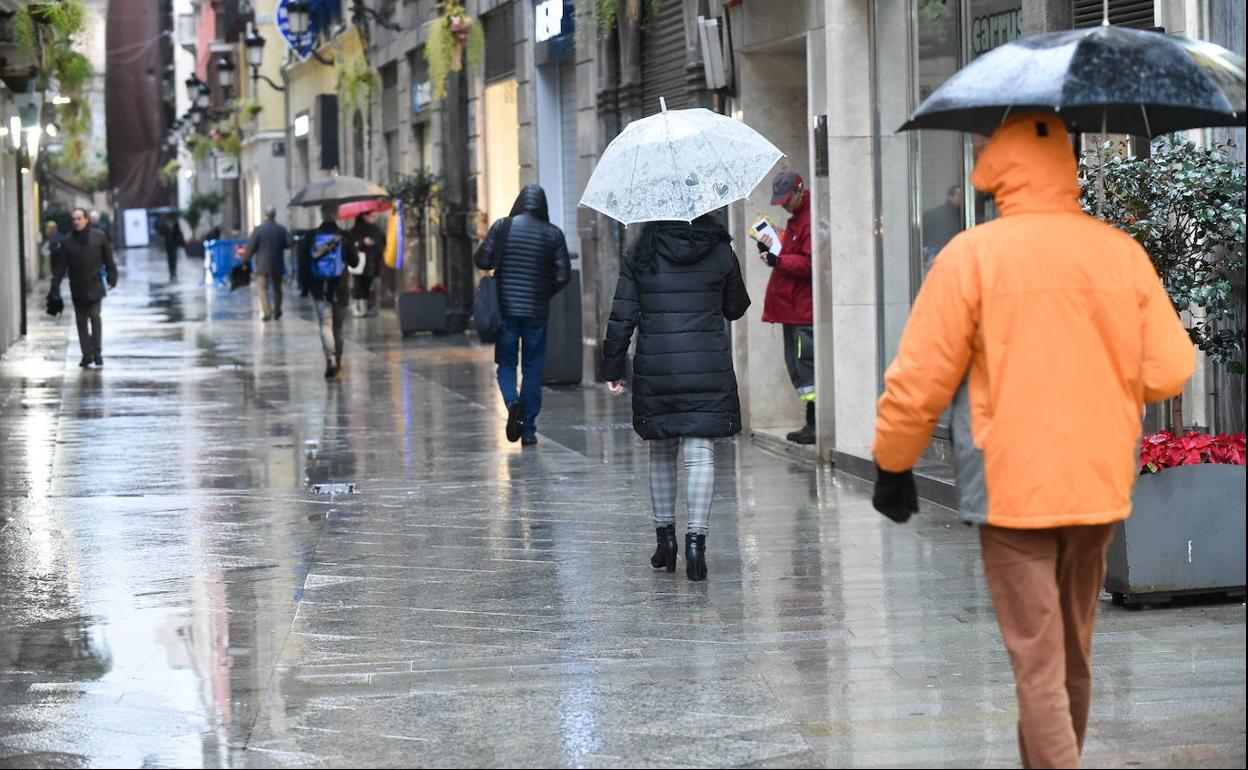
[521,435,538,447]
[505,402,523,443]
[786,424,816,445]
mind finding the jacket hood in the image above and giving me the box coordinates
[510,184,550,221]
[971,112,1082,217]
[646,219,730,266]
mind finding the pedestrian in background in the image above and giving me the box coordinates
[473,185,570,447]
[871,113,1194,769]
[160,214,185,281]
[349,210,386,317]
[757,171,816,445]
[308,204,358,378]
[41,219,63,277]
[247,208,291,322]
[603,214,750,582]
[51,208,118,369]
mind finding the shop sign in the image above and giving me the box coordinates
[534,0,575,63]
[970,8,1021,56]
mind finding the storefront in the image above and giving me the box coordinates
[533,0,579,257]
[481,1,520,226]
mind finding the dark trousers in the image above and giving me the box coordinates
[314,299,346,361]
[166,247,179,279]
[74,301,102,361]
[782,324,816,401]
[495,316,548,439]
[980,522,1117,769]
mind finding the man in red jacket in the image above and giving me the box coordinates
[757,171,815,444]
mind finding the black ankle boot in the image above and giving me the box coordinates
[685,533,707,582]
[650,524,678,572]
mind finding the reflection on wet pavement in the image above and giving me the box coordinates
[1,249,1244,768]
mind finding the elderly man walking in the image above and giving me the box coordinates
[51,208,118,368]
[871,113,1194,769]
[247,208,291,321]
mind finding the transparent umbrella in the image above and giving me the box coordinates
[580,99,783,225]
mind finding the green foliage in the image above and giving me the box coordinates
[592,0,662,38]
[1080,137,1247,374]
[425,2,481,100]
[241,100,264,123]
[336,49,380,109]
[49,153,108,191]
[159,159,181,182]
[211,122,241,156]
[186,134,212,163]
[186,190,225,232]
[387,170,439,210]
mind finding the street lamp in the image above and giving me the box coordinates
[286,0,311,39]
[216,56,236,99]
[195,84,211,110]
[244,25,286,91]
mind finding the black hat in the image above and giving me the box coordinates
[771,171,803,206]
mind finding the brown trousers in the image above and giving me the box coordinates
[980,522,1117,770]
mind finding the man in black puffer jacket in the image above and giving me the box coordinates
[473,185,571,446]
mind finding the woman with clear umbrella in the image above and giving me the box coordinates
[586,100,779,581]
[602,214,750,582]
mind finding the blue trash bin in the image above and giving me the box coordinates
[207,239,247,284]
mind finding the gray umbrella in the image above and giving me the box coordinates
[900,25,1245,137]
[290,174,390,207]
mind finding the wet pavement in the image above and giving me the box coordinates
[0,248,1244,769]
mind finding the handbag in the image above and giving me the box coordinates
[473,216,511,344]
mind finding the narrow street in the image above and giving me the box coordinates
[1,249,1244,769]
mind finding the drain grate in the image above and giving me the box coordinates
[310,483,357,495]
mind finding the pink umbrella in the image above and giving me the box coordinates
[337,197,391,220]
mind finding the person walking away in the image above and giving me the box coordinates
[51,208,119,368]
[308,203,359,378]
[41,220,64,277]
[603,215,750,582]
[88,210,112,245]
[247,208,291,321]
[473,184,571,446]
[161,214,186,280]
[757,171,815,445]
[870,113,1194,769]
[349,210,386,317]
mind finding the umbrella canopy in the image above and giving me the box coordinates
[580,103,783,225]
[290,174,390,207]
[338,197,391,220]
[901,25,1246,137]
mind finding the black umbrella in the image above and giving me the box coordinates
[290,174,390,207]
[900,25,1245,137]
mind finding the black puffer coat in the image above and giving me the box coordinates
[602,218,751,440]
[473,185,571,319]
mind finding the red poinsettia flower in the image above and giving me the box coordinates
[1139,431,1247,474]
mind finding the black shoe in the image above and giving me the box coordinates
[261,314,272,322]
[93,355,103,368]
[324,360,337,378]
[521,435,538,447]
[685,533,707,582]
[274,310,282,320]
[79,357,91,368]
[505,402,523,443]
[786,424,816,445]
[650,525,678,573]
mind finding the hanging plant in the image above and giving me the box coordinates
[425,1,484,100]
[590,0,662,38]
[14,0,88,71]
[240,99,264,123]
[187,134,212,163]
[211,122,241,156]
[159,159,181,182]
[336,48,380,109]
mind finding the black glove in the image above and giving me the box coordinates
[873,463,918,524]
[45,292,64,317]
[755,238,769,254]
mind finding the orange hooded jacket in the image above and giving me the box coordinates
[873,112,1195,530]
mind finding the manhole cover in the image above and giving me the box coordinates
[310,483,356,495]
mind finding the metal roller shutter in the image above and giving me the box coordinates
[641,0,690,116]
[1073,0,1155,29]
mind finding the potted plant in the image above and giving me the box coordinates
[1105,431,1247,607]
[425,1,483,99]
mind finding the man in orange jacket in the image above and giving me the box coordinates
[872,113,1194,769]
